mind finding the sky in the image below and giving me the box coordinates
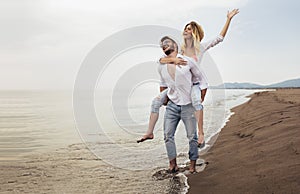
[0,0,299,90]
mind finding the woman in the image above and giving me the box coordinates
[137,9,239,148]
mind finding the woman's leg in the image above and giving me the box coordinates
[191,85,205,146]
[194,110,204,145]
[137,89,168,143]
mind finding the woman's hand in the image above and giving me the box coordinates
[227,9,239,20]
[160,57,186,65]
[220,9,239,38]
[174,58,187,66]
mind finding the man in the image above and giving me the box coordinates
[158,36,208,173]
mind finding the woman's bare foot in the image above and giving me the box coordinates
[137,133,154,143]
[189,160,197,174]
[198,133,205,149]
[198,133,205,145]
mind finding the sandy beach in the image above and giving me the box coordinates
[0,143,174,193]
[1,89,299,193]
[188,89,300,193]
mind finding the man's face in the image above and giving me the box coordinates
[161,39,176,55]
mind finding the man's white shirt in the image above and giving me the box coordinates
[158,54,208,106]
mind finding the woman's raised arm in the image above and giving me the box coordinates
[220,9,239,38]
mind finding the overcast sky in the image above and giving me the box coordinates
[1,0,299,89]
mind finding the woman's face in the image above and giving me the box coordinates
[183,24,193,39]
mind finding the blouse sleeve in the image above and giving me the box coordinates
[201,35,224,53]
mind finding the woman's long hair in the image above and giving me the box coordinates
[181,21,204,55]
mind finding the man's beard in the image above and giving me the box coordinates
[164,49,174,55]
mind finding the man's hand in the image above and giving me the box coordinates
[163,96,170,106]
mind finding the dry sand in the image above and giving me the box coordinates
[188,89,300,194]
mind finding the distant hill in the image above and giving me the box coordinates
[266,78,300,88]
[211,78,300,89]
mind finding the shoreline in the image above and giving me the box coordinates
[0,89,264,193]
[0,143,172,193]
[198,89,264,156]
[188,89,300,193]
[1,89,299,193]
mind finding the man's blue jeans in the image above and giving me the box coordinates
[164,101,198,161]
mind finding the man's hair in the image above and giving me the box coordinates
[160,36,178,51]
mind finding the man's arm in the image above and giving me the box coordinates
[160,87,168,92]
[201,88,207,102]
[160,86,169,105]
[187,58,208,102]
[188,58,208,91]
[158,66,169,105]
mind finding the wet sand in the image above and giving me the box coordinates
[188,89,300,193]
[0,143,173,193]
[1,89,299,193]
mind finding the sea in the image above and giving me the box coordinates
[0,89,265,193]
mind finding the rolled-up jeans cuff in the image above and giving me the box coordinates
[151,99,161,113]
[193,103,203,111]
[150,89,168,113]
[189,155,199,161]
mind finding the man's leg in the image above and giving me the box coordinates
[164,101,180,170]
[181,103,198,172]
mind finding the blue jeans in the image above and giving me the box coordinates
[164,101,198,161]
[151,89,168,113]
[191,84,203,111]
[151,86,203,113]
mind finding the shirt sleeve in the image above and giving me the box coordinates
[157,54,167,65]
[157,65,167,87]
[187,58,208,90]
[201,35,224,53]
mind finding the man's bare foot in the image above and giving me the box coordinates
[167,166,179,173]
[137,133,154,143]
[167,158,179,173]
[189,160,197,174]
